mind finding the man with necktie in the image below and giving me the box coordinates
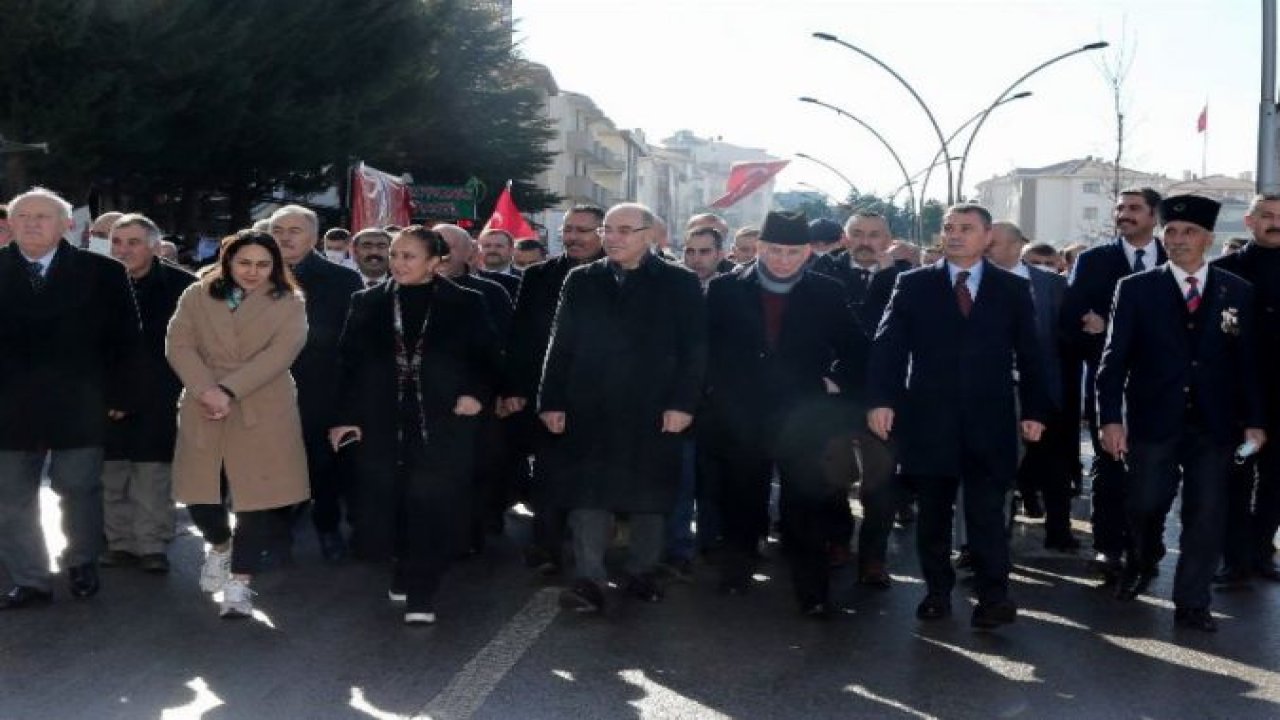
[867,203,1048,629]
[1096,194,1264,632]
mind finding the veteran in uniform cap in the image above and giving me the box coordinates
[1096,194,1265,631]
[702,210,867,616]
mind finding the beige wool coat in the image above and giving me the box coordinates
[166,281,311,511]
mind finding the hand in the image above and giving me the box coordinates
[661,410,694,433]
[1020,420,1046,443]
[328,426,362,452]
[822,377,841,395]
[454,396,482,416]
[540,411,566,434]
[1100,423,1128,460]
[494,398,512,419]
[198,386,232,421]
[503,396,528,414]
[1081,311,1106,335]
[1245,427,1268,452]
[107,410,127,421]
[867,407,894,441]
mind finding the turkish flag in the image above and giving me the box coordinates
[483,183,537,240]
[350,162,413,231]
[1197,105,1207,133]
[709,160,790,209]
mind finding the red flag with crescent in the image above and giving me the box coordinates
[350,162,413,231]
[483,183,537,240]
[709,160,790,209]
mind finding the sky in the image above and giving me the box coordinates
[511,0,1270,205]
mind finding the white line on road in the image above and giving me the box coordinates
[416,587,561,720]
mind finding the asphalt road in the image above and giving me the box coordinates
[2,489,1279,720]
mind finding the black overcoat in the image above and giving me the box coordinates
[505,253,600,398]
[105,258,197,461]
[0,241,140,450]
[291,251,362,433]
[537,255,707,512]
[334,278,500,559]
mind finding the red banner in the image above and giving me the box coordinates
[482,183,536,240]
[350,162,413,231]
[1196,105,1207,133]
[709,160,790,209]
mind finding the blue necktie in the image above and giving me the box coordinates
[26,261,46,292]
[1133,248,1146,272]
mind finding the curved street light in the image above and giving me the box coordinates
[796,181,843,206]
[918,91,1032,207]
[799,96,919,238]
[812,31,955,204]
[955,41,1108,199]
[795,152,859,198]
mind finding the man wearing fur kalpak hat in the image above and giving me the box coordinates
[1096,194,1266,632]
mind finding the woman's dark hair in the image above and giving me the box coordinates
[208,230,300,300]
[396,225,449,258]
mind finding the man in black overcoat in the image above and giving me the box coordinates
[270,205,363,561]
[1097,195,1265,632]
[539,202,706,613]
[867,203,1049,629]
[101,214,197,574]
[0,188,141,607]
[703,211,867,615]
[1061,187,1167,580]
[502,205,606,573]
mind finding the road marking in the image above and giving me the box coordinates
[416,587,561,720]
[618,669,732,719]
[845,684,941,720]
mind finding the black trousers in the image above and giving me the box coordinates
[1017,408,1076,542]
[528,427,568,563]
[909,457,1012,604]
[395,428,472,612]
[1128,429,1231,610]
[187,502,291,576]
[1223,429,1280,572]
[304,426,348,535]
[855,430,899,568]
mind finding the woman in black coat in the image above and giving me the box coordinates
[330,225,499,625]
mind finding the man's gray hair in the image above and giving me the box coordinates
[1247,193,1280,216]
[7,186,73,223]
[269,204,319,235]
[609,202,656,227]
[991,221,1027,243]
[112,213,163,248]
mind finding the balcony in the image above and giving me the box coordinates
[565,130,593,156]
[564,175,613,206]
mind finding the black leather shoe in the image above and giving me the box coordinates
[1115,571,1154,601]
[558,579,605,613]
[858,563,893,589]
[624,573,664,603]
[0,585,53,610]
[1094,553,1124,585]
[972,599,1018,629]
[1174,607,1218,632]
[138,553,170,574]
[1020,493,1044,519]
[98,549,138,568]
[916,593,951,620]
[68,564,100,598]
[318,531,347,563]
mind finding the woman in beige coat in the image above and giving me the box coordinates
[166,230,309,618]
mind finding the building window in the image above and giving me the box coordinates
[1083,181,1101,194]
[1083,207,1099,220]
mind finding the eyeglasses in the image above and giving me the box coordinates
[596,225,650,238]
[561,224,600,234]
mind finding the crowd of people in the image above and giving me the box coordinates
[0,184,1276,635]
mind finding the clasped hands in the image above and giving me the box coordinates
[867,407,1045,443]
[538,409,693,435]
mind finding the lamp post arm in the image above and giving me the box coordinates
[918,91,1031,206]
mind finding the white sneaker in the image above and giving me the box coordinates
[219,578,254,619]
[199,545,232,593]
[388,589,407,603]
[404,611,436,625]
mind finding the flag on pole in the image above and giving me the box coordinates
[350,161,413,231]
[709,160,791,209]
[482,182,537,240]
[1196,105,1208,133]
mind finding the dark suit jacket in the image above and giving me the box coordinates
[105,258,198,461]
[291,251,363,432]
[1213,243,1280,427]
[477,267,520,300]
[703,266,868,451]
[1025,263,1067,410]
[859,261,913,336]
[538,254,707,512]
[0,241,141,450]
[1096,264,1262,444]
[1062,238,1167,364]
[455,271,513,341]
[867,260,1049,481]
[505,252,603,398]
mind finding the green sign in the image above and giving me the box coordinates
[410,183,478,219]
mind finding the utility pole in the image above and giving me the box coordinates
[1261,0,1278,193]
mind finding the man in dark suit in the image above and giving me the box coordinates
[539,202,706,613]
[270,206,363,562]
[987,221,1078,550]
[0,188,141,607]
[704,211,867,615]
[478,228,521,278]
[1213,193,1280,584]
[868,203,1049,629]
[503,204,606,574]
[100,214,198,574]
[1062,187,1167,580]
[1096,195,1265,632]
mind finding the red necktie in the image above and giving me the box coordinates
[955,270,973,318]
[1185,276,1201,313]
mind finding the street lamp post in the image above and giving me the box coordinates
[799,96,920,238]
[954,41,1108,199]
[795,152,859,198]
[917,91,1032,209]
[812,31,955,204]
